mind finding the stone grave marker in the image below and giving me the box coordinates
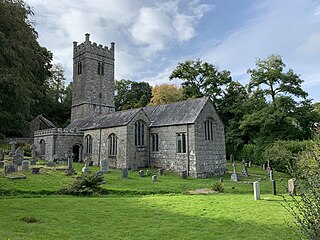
[0,149,4,161]
[4,164,16,174]
[248,161,252,168]
[262,163,266,171]
[22,160,30,171]
[15,146,24,156]
[271,179,276,195]
[9,140,17,156]
[158,168,164,176]
[230,163,238,182]
[13,154,24,166]
[100,159,108,173]
[288,178,296,195]
[181,170,188,179]
[139,170,145,177]
[241,162,248,177]
[269,170,273,181]
[82,157,90,173]
[30,144,36,163]
[152,175,157,181]
[122,168,128,178]
[253,181,260,201]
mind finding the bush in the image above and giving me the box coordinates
[209,182,224,193]
[59,172,106,195]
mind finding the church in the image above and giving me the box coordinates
[34,33,227,178]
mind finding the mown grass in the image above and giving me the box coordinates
[0,194,297,240]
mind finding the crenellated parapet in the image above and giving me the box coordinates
[34,128,84,137]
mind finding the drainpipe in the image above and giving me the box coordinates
[186,124,190,176]
[98,128,102,166]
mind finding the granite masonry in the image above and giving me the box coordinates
[33,33,227,178]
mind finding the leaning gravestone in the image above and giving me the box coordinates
[22,160,30,171]
[100,159,109,173]
[230,163,238,182]
[0,149,4,161]
[139,170,145,177]
[122,168,128,178]
[181,170,188,179]
[288,178,296,195]
[152,175,157,181]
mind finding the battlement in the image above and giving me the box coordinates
[73,33,115,58]
[34,128,84,136]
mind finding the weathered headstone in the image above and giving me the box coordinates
[4,164,16,174]
[241,162,248,177]
[9,140,17,156]
[181,170,188,179]
[288,178,296,195]
[271,180,276,195]
[230,154,234,163]
[15,146,24,156]
[67,153,73,169]
[100,159,109,173]
[13,154,24,166]
[248,161,252,168]
[269,170,273,181]
[152,175,157,181]
[262,163,266,171]
[0,149,4,161]
[32,167,40,174]
[82,157,90,173]
[230,162,238,182]
[253,181,260,201]
[158,168,164,176]
[122,168,128,178]
[22,160,30,171]
[139,170,145,177]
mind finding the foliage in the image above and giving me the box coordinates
[209,181,224,192]
[0,0,52,137]
[115,79,152,110]
[59,172,105,195]
[263,141,293,172]
[149,84,183,106]
[169,59,232,106]
[282,143,320,239]
[237,144,258,163]
[16,141,31,157]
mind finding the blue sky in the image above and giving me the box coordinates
[27,0,320,102]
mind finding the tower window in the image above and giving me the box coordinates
[98,62,101,75]
[101,63,104,76]
[77,62,82,75]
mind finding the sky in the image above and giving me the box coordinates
[27,0,320,102]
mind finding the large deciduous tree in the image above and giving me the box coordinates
[115,79,152,111]
[149,84,183,106]
[0,0,52,137]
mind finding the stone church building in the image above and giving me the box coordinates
[34,34,227,178]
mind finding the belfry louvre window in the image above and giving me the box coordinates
[204,119,214,141]
[176,133,186,153]
[108,133,117,156]
[135,120,145,146]
[151,133,159,152]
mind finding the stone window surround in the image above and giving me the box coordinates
[204,118,214,141]
[85,134,93,155]
[108,133,117,156]
[135,120,145,146]
[176,132,186,153]
[151,133,159,152]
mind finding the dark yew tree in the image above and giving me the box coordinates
[0,0,52,137]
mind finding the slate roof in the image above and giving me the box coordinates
[68,97,209,130]
[143,97,208,127]
[38,115,56,128]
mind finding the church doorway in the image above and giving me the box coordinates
[72,144,82,162]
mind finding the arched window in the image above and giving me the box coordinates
[40,139,46,156]
[108,133,117,156]
[204,119,214,141]
[135,120,145,146]
[85,134,93,155]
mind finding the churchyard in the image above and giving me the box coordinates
[0,146,299,240]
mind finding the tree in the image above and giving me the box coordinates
[115,79,152,111]
[0,0,52,137]
[149,84,183,106]
[169,59,232,106]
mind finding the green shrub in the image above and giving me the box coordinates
[59,172,106,195]
[209,182,224,193]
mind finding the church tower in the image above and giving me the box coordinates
[71,33,115,122]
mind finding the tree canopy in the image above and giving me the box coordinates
[149,84,183,106]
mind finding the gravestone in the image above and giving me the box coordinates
[241,162,248,177]
[82,157,90,173]
[288,178,296,195]
[230,162,238,182]
[100,159,108,173]
[52,155,58,162]
[0,149,4,161]
[46,161,56,167]
[13,154,24,166]
[122,168,128,178]
[22,160,30,171]
[248,161,252,168]
[271,180,276,195]
[181,170,188,179]
[32,167,40,174]
[15,146,24,156]
[230,154,234,163]
[4,164,16,174]
[262,163,266,171]
[30,144,36,164]
[253,181,260,201]
[9,140,17,156]
[158,168,164,176]
[131,164,138,171]
[139,170,144,177]
[152,175,157,181]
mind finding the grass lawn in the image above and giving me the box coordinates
[0,161,299,239]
